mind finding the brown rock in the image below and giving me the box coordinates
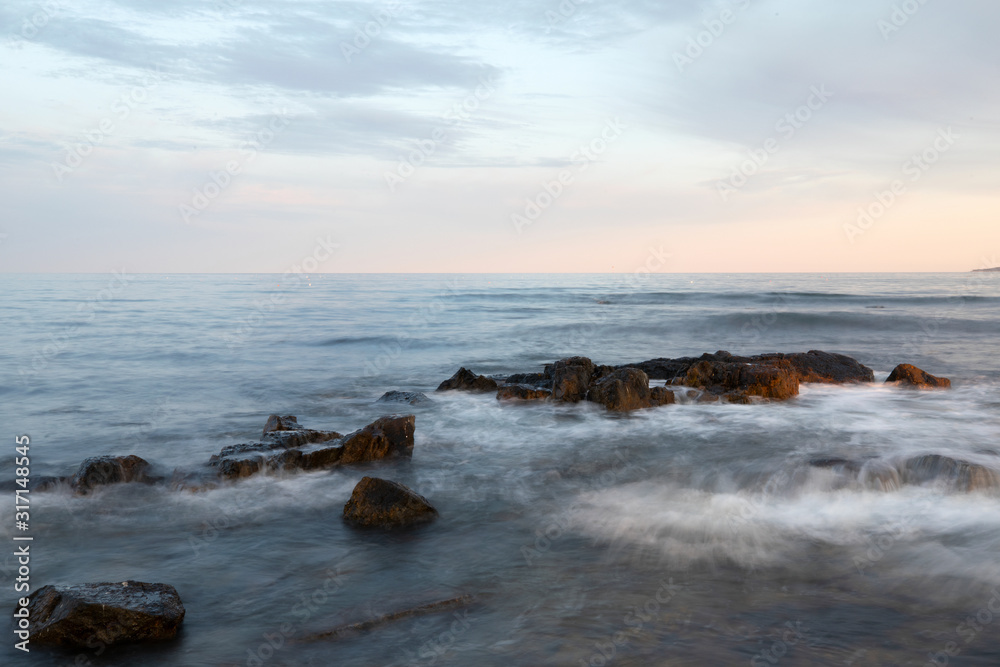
[549,356,596,403]
[649,386,677,406]
[436,367,498,393]
[71,455,152,494]
[586,368,653,411]
[886,364,951,389]
[262,414,301,438]
[780,350,875,384]
[677,358,799,401]
[339,415,415,465]
[497,384,551,401]
[25,581,185,648]
[343,476,438,528]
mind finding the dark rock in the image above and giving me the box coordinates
[626,350,874,385]
[677,358,799,402]
[497,384,551,401]
[586,368,653,412]
[377,391,432,405]
[343,476,438,528]
[436,367,498,393]
[216,456,265,480]
[71,455,152,494]
[504,372,552,389]
[339,415,415,465]
[886,364,952,389]
[218,427,341,458]
[777,351,875,384]
[25,581,185,648]
[299,443,345,470]
[649,386,677,406]
[548,357,596,403]
[262,414,300,438]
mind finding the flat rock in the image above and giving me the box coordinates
[886,364,952,389]
[25,581,185,648]
[436,367,498,393]
[626,350,874,386]
[343,476,438,528]
[71,455,152,494]
[677,358,799,402]
[377,391,432,405]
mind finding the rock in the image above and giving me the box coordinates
[342,476,438,528]
[504,372,552,389]
[548,357,596,403]
[339,415,415,465]
[779,350,875,383]
[899,455,997,491]
[886,364,952,389]
[677,358,799,402]
[71,455,152,494]
[262,414,300,438]
[626,350,874,385]
[25,581,185,648]
[436,367,498,393]
[586,368,653,412]
[214,415,411,479]
[649,386,677,406]
[377,391,432,405]
[497,384,551,401]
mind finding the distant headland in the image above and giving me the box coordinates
[972,267,1000,272]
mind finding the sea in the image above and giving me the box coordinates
[1,272,999,666]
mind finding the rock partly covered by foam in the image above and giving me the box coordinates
[377,391,432,405]
[886,364,952,389]
[436,367,498,393]
[586,368,675,411]
[677,356,799,402]
[71,455,153,495]
[25,581,185,648]
[343,476,438,528]
[213,415,414,480]
[497,384,552,401]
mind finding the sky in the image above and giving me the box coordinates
[0,0,997,273]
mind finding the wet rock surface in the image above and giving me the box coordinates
[342,476,438,528]
[377,390,432,405]
[626,350,875,386]
[71,455,154,494]
[436,367,498,393]
[25,581,185,648]
[886,364,952,389]
[497,384,552,401]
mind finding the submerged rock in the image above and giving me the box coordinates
[886,364,952,389]
[71,455,153,494]
[342,476,438,528]
[504,372,552,389]
[377,390,432,405]
[497,384,552,401]
[900,454,996,491]
[25,581,185,648]
[436,367,498,393]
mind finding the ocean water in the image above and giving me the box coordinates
[1,272,1000,666]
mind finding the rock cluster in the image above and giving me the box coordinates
[211,414,415,480]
